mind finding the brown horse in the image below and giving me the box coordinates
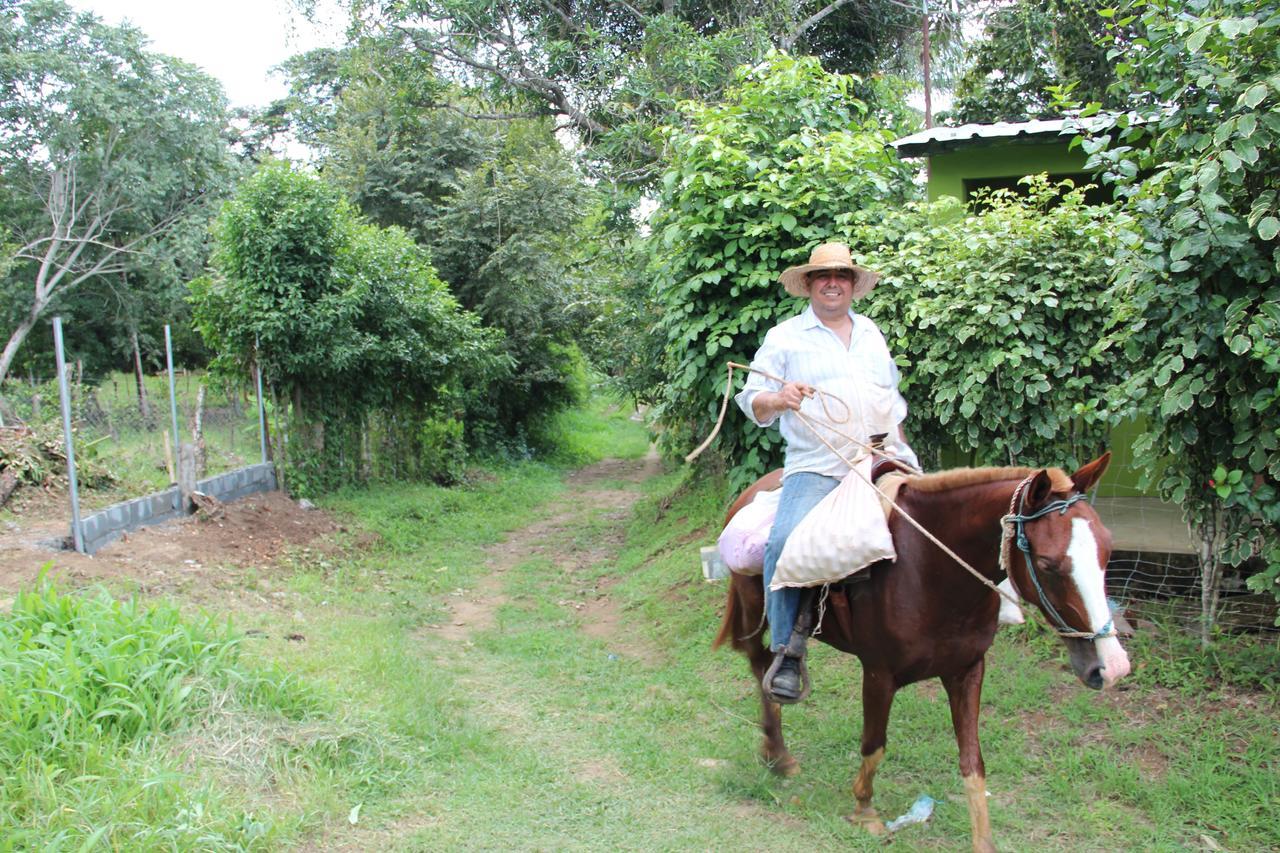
[713,453,1129,853]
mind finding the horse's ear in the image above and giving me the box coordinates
[1071,451,1112,494]
[1026,469,1054,508]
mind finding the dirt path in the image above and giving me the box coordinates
[318,451,698,851]
[428,451,663,651]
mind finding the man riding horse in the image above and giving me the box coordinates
[735,242,917,703]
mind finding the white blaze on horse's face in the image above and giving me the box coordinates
[1065,516,1131,688]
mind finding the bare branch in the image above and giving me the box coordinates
[538,0,578,31]
[783,0,860,51]
[609,0,648,23]
[397,22,609,137]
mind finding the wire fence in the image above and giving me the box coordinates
[1084,442,1278,637]
[0,325,265,517]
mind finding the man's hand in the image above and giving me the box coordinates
[752,382,815,421]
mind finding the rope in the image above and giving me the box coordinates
[693,360,1019,608]
[694,360,1105,639]
[686,361,919,473]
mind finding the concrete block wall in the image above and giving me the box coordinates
[75,463,278,555]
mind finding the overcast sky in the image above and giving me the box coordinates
[67,0,344,110]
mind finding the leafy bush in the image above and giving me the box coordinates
[863,177,1127,469]
[1081,0,1280,629]
[192,162,508,495]
[649,53,918,489]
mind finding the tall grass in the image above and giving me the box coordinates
[0,573,316,848]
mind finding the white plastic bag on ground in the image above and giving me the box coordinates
[717,488,782,576]
[773,456,896,589]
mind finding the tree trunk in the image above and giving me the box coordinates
[0,313,40,387]
[132,329,150,423]
[1198,506,1224,648]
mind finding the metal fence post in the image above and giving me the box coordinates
[52,317,84,553]
[164,324,180,467]
[255,336,268,465]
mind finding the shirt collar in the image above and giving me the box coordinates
[799,304,860,332]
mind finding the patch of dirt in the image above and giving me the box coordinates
[0,489,344,602]
[574,755,627,785]
[424,451,666,663]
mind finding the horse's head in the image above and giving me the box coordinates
[1005,452,1131,690]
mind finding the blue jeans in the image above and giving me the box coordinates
[763,472,840,652]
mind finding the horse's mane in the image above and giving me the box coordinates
[904,466,1074,494]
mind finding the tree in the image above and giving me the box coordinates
[191,162,507,492]
[1081,0,1280,639]
[648,53,918,489]
[260,42,501,247]
[315,0,965,186]
[950,0,1131,123]
[427,123,602,447]
[0,0,234,384]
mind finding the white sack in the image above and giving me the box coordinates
[772,456,896,589]
[997,578,1025,625]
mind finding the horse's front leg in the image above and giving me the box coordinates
[847,667,894,835]
[942,657,996,853]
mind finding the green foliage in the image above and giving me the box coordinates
[263,45,633,453]
[0,0,235,383]
[1081,0,1280,621]
[951,0,1133,123]
[863,177,1126,468]
[649,53,918,488]
[261,43,498,245]
[427,126,600,450]
[325,1,954,187]
[192,162,507,494]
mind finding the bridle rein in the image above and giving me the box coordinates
[1002,476,1115,641]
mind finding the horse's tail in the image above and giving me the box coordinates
[714,573,768,650]
[712,581,740,650]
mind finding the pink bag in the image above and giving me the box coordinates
[717,488,782,575]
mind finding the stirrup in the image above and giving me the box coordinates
[762,636,812,705]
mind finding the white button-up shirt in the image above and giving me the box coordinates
[735,306,909,479]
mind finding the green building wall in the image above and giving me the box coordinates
[916,138,1150,495]
[925,142,1089,201]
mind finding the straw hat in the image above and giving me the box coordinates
[778,242,880,299]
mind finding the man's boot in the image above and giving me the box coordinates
[763,589,816,704]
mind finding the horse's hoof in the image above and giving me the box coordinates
[763,752,801,777]
[846,807,886,836]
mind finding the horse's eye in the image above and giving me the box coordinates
[1034,556,1058,574]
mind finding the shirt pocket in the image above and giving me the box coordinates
[853,354,897,389]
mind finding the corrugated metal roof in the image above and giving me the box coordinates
[891,117,1108,158]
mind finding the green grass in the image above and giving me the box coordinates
[5,391,1278,849]
[288,450,1277,849]
[0,574,318,848]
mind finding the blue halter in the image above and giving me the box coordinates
[1006,487,1114,641]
